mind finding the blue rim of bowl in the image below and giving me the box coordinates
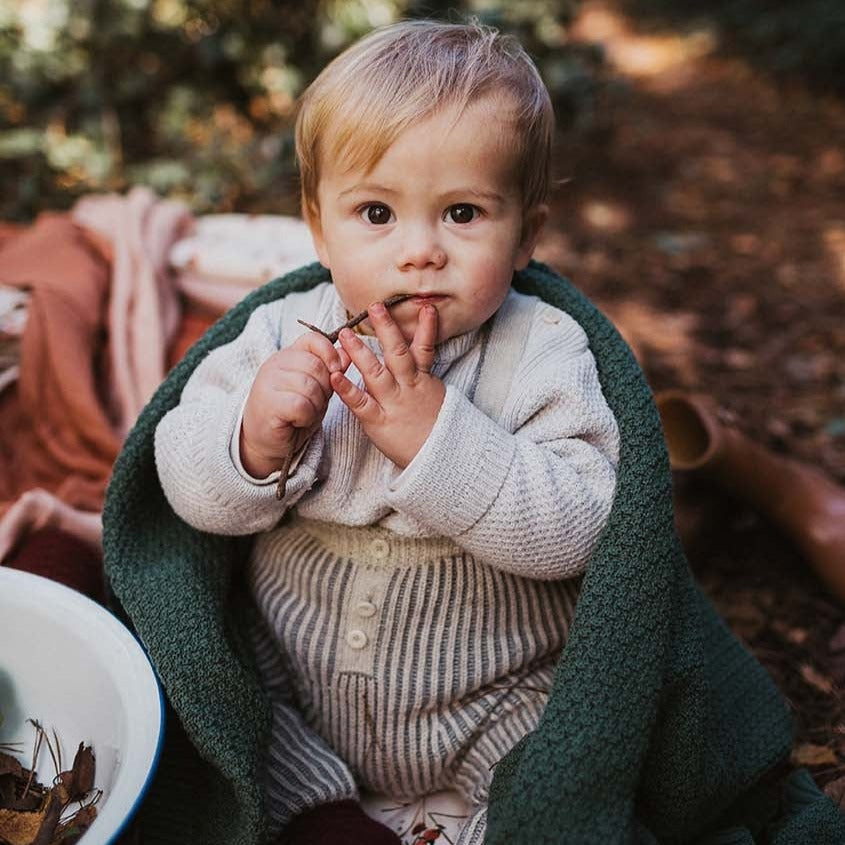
[103,624,166,845]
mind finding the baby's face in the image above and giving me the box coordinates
[308,95,546,343]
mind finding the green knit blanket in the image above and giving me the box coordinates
[103,261,845,844]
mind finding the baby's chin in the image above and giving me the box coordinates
[401,317,482,346]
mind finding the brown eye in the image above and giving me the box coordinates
[363,204,392,225]
[447,204,478,224]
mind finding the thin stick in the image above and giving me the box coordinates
[22,719,44,799]
[275,454,294,501]
[53,728,62,774]
[277,293,413,498]
[40,726,59,778]
[296,292,413,344]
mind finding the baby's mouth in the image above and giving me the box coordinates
[406,293,447,305]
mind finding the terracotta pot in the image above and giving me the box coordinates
[656,390,845,603]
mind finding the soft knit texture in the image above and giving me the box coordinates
[154,283,618,840]
[103,261,845,844]
[154,283,619,567]
[247,519,569,839]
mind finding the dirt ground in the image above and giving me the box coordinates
[533,2,845,789]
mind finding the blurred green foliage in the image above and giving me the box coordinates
[620,0,845,94]
[0,0,602,221]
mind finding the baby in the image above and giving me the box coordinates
[155,19,620,845]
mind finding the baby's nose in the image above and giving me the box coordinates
[396,224,446,271]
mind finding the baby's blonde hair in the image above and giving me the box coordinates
[295,19,554,224]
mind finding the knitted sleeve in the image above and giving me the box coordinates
[154,298,324,535]
[385,305,620,580]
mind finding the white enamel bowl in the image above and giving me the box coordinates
[0,567,163,843]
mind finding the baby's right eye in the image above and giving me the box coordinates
[360,204,393,225]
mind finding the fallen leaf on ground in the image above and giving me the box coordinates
[771,620,808,645]
[800,664,835,695]
[792,743,839,767]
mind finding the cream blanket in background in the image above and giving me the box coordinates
[72,186,192,436]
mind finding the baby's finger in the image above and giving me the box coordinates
[330,371,382,425]
[338,328,396,398]
[276,389,323,429]
[272,348,333,401]
[337,345,352,373]
[292,329,346,376]
[274,369,330,413]
[410,304,438,373]
[368,301,416,383]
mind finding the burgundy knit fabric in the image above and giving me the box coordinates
[3,526,105,603]
[279,800,402,845]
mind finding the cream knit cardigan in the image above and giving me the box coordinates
[155,283,620,581]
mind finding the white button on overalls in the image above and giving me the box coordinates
[370,538,390,560]
[356,600,377,618]
[346,629,368,649]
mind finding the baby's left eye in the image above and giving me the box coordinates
[445,204,479,224]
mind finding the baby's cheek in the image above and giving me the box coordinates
[467,265,512,316]
[329,269,372,318]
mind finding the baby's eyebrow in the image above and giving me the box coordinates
[339,183,398,198]
[338,184,506,204]
[444,188,505,204]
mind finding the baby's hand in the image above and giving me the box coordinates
[241,332,349,478]
[332,302,445,468]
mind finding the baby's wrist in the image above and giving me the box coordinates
[239,429,283,479]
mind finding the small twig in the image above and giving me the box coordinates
[40,726,60,779]
[275,454,294,502]
[22,719,45,799]
[53,728,62,774]
[296,292,414,344]
[277,292,413,499]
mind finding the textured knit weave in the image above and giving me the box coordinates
[153,282,612,837]
[153,283,619,569]
[103,261,845,844]
[248,519,569,838]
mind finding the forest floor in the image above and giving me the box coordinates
[539,1,845,791]
[3,0,845,832]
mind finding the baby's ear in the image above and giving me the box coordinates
[515,203,549,270]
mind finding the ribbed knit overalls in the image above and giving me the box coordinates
[249,512,582,843]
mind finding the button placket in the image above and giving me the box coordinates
[370,538,390,561]
[346,629,368,649]
[336,543,391,675]
[356,600,377,618]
